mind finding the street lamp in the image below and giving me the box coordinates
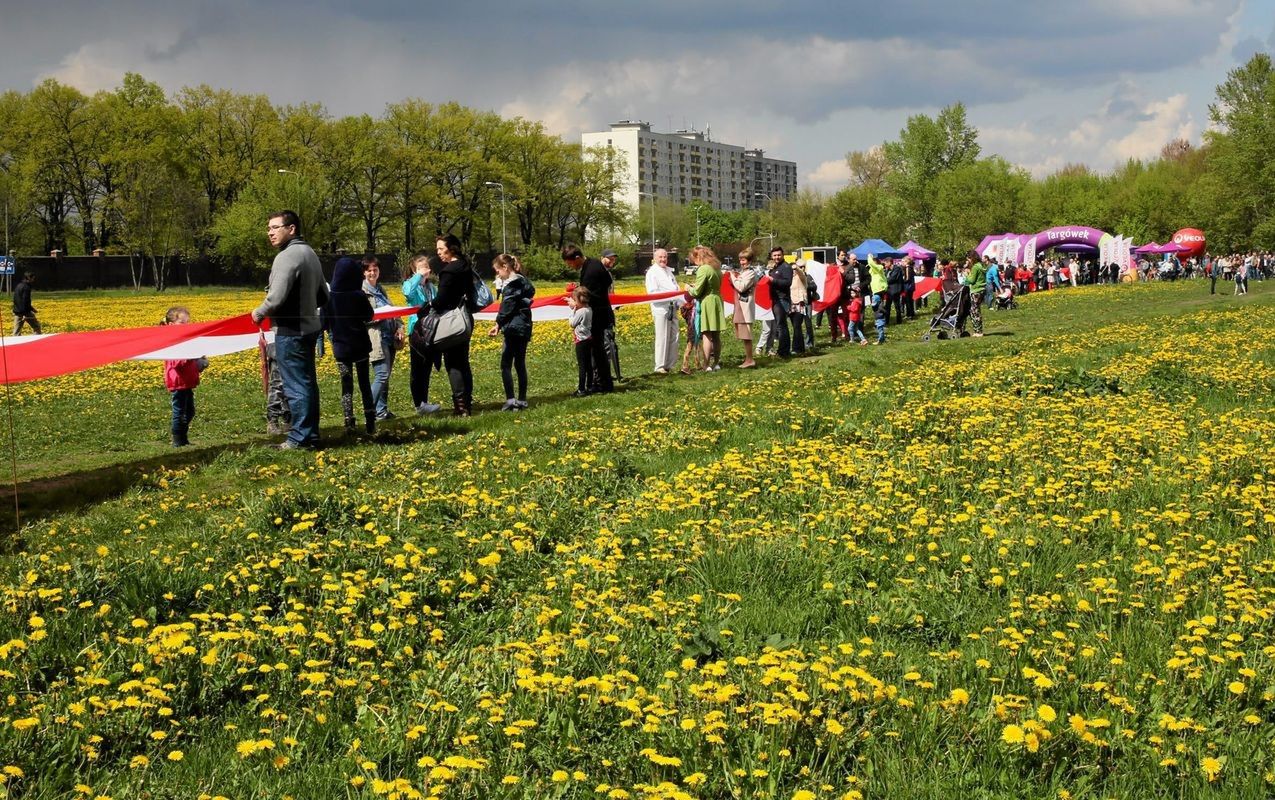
[753,193,775,252]
[277,169,303,212]
[638,191,657,252]
[483,181,507,254]
[694,204,702,246]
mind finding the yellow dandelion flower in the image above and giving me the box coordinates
[1200,756,1224,782]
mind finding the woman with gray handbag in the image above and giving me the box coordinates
[430,234,477,416]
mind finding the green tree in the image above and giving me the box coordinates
[176,86,285,234]
[931,157,1030,257]
[1021,164,1110,234]
[211,171,338,271]
[25,80,106,252]
[845,146,890,189]
[94,74,199,288]
[1204,53,1275,247]
[882,102,981,241]
[321,114,400,253]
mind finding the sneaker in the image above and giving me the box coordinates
[376,411,396,420]
[573,389,592,397]
[501,399,520,411]
[415,402,441,415]
[654,367,668,374]
[514,400,529,409]
[266,420,289,436]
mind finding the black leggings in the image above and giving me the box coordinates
[337,359,374,422]
[575,340,594,392]
[501,335,529,401]
[409,346,433,406]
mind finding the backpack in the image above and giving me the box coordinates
[468,269,494,312]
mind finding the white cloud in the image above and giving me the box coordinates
[1108,93,1195,161]
[806,159,851,191]
[38,43,129,94]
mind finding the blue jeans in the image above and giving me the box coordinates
[274,332,321,446]
[371,345,394,417]
[170,389,196,445]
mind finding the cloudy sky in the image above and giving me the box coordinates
[3,1,1273,192]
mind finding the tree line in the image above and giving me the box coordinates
[0,74,627,278]
[1,54,1273,281]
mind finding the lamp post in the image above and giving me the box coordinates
[483,181,507,254]
[753,193,774,252]
[638,191,657,252]
[694,204,702,246]
[277,169,302,212]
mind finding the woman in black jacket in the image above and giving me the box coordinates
[488,253,535,410]
[324,257,376,434]
[885,259,906,325]
[900,257,917,320]
[431,234,476,416]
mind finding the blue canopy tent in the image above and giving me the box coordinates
[850,239,907,260]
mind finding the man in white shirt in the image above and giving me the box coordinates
[644,248,682,373]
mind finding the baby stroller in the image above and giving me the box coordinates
[993,284,1018,311]
[922,284,971,341]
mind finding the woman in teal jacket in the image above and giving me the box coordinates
[402,252,441,413]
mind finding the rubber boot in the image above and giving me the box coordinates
[453,395,471,417]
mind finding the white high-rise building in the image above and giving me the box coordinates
[582,120,797,213]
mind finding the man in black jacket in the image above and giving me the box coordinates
[562,244,614,393]
[12,272,41,335]
[766,246,793,357]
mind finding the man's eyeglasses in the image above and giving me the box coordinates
[267,223,289,232]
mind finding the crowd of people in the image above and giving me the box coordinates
[155,210,1260,450]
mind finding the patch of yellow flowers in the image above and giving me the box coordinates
[0,284,1272,798]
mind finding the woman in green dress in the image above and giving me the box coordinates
[689,245,727,371]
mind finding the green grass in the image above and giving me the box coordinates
[0,278,1272,799]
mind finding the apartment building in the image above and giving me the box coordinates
[582,120,797,212]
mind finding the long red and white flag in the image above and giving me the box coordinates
[0,290,685,384]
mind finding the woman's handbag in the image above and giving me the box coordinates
[427,307,473,351]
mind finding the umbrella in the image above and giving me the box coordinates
[1133,242,1162,254]
[1154,242,1189,254]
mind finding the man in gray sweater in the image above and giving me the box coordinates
[251,210,328,449]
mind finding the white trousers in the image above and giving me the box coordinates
[652,312,680,371]
[756,318,776,353]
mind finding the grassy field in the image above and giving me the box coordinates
[0,278,1273,799]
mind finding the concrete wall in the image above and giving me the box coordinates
[6,253,405,292]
